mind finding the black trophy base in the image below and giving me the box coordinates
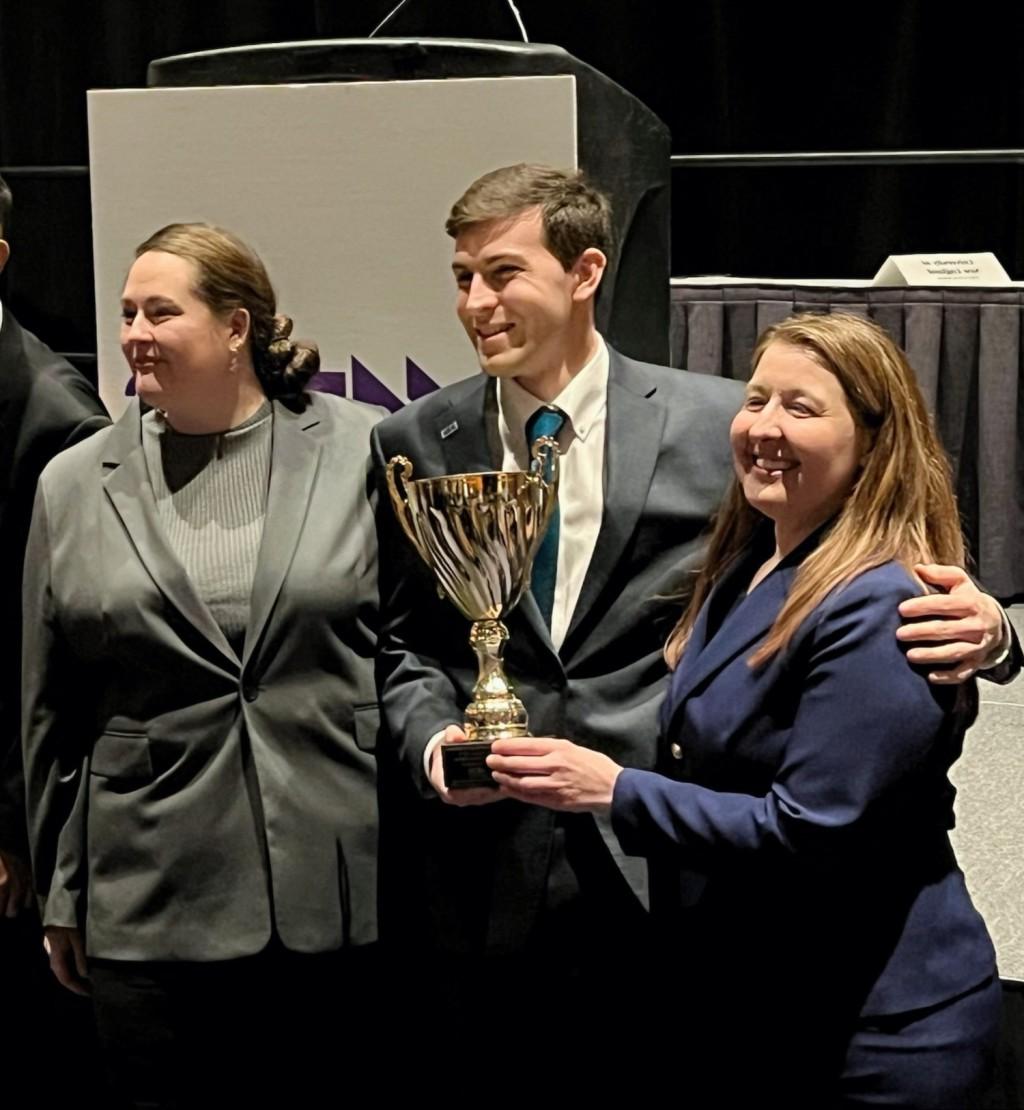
[442,740,498,790]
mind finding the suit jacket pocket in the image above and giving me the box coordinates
[353,702,380,754]
[90,728,153,781]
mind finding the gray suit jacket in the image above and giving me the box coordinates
[23,392,381,960]
[372,347,743,955]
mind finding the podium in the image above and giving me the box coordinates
[88,40,669,416]
[149,39,671,367]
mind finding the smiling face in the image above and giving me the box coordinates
[451,207,603,399]
[120,250,243,416]
[731,339,865,552]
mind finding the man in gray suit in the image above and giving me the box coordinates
[371,165,1012,1062]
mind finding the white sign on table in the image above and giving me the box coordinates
[872,252,1011,286]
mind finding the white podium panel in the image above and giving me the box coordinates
[88,76,577,417]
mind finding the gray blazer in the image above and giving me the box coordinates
[23,392,381,961]
[372,347,744,955]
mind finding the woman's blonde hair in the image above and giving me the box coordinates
[664,312,965,669]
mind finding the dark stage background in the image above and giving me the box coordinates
[2,0,1024,362]
[0,4,1021,1103]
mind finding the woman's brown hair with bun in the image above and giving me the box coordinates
[133,223,319,399]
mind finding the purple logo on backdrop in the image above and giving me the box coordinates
[343,357,440,412]
[124,357,440,411]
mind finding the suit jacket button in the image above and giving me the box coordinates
[669,742,683,760]
[242,684,259,703]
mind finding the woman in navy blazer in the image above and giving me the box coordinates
[489,313,999,1107]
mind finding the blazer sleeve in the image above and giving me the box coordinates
[371,424,464,796]
[612,572,964,867]
[21,480,90,927]
[0,409,108,856]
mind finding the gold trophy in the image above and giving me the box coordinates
[385,439,560,789]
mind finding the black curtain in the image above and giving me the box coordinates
[5,0,1023,180]
[2,0,1024,359]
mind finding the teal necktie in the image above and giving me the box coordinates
[525,406,566,626]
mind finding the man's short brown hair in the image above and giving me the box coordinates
[445,163,612,270]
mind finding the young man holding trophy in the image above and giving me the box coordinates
[370,164,1014,1066]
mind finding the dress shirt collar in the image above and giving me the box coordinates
[497,335,609,448]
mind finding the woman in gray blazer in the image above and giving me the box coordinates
[22,224,382,1107]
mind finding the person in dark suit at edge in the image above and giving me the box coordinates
[370,164,1015,1078]
[0,172,110,1095]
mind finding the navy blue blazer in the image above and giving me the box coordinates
[612,530,996,1019]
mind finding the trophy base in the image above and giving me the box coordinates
[442,740,499,790]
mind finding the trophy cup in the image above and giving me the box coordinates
[385,439,560,789]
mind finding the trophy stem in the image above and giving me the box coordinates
[464,619,529,742]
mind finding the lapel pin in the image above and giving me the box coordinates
[441,421,459,440]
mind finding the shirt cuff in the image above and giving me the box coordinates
[981,612,1013,671]
[423,730,447,782]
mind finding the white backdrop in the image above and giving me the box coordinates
[88,76,577,417]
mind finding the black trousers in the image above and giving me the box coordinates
[403,815,660,1098]
[0,910,111,1105]
[90,940,385,1110]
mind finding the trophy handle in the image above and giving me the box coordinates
[385,455,431,565]
[529,435,561,494]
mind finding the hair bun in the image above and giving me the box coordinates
[262,313,319,395]
[266,314,295,368]
[270,314,293,343]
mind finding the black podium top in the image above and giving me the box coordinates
[148,39,672,365]
[151,38,581,87]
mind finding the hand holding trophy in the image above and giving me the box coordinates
[385,438,560,789]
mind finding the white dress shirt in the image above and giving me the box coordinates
[496,337,608,651]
